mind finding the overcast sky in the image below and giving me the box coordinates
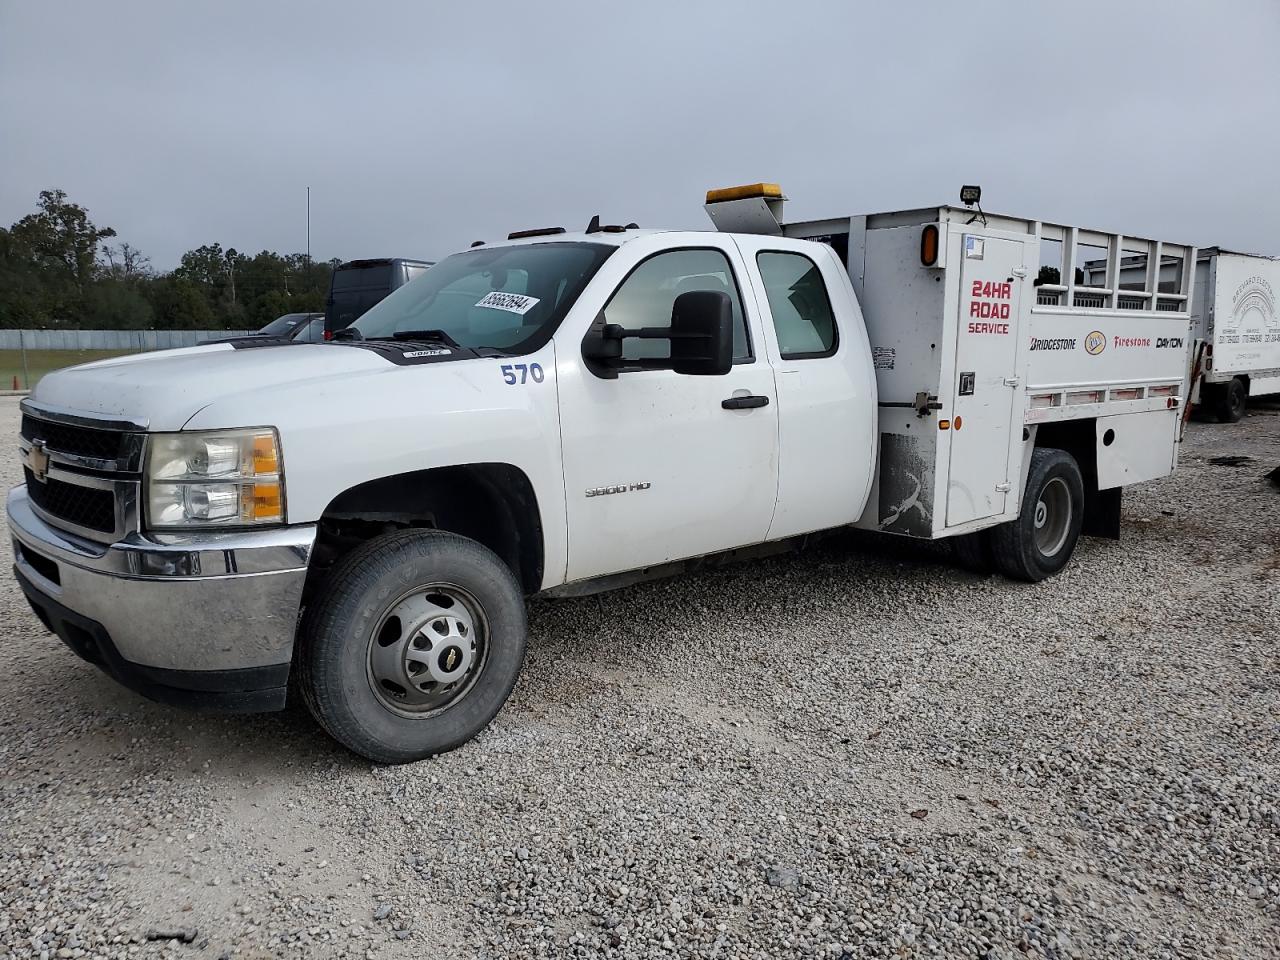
[2,1,1278,269]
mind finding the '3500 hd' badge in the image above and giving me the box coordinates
[586,482,651,498]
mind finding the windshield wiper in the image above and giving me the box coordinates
[385,329,462,349]
[339,327,498,356]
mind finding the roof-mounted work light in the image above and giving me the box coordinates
[960,185,987,226]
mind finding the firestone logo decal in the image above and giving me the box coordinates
[1084,330,1106,355]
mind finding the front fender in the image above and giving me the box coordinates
[183,344,567,587]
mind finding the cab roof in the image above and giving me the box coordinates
[492,228,667,249]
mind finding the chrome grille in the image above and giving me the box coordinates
[24,467,117,533]
[21,414,126,462]
[18,402,146,543]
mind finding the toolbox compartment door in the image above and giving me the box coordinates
[946,235,1026,526]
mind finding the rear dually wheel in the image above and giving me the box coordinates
[990,448,1084,583]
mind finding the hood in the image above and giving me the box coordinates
[31,343,391,431]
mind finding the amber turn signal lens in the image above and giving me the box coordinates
[920,224,940,266]
[249,481,283,521]
[252,434,279,475]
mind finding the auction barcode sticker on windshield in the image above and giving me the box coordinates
[475,292,540,315]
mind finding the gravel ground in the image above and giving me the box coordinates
[1,394,1277,959]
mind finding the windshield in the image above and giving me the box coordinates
[351,242,614,353]
[291,316,326,342]
[259,313,316,336]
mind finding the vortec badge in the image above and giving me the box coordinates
[28,439,50,483]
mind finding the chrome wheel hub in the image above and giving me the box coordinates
[367,585,487,716]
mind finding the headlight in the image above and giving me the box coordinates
[146,428,285,528]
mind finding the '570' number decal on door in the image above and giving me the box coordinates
[501,363,545,385]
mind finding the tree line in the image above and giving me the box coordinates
[0,189,337,330]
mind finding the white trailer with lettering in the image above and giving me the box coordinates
[1189,248,1280,421]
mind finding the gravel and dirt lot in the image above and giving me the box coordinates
[1,395,1277,959]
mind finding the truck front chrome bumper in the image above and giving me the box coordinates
[7,484,316,712]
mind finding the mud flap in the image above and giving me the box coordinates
[1083,486,1121,540]
[878,433,933,537]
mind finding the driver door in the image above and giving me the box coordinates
[555,236,779,582]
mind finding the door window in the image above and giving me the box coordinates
[602,248,751,362]
[756,251,838,359]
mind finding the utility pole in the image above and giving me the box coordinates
[306,186,311,269]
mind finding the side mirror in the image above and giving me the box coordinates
[581,289,734,378]
[668,290,733,376]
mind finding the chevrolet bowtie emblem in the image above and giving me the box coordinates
[28,439,50,483]
[445,648,459,670]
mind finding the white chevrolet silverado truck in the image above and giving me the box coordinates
[8,185,1197,762]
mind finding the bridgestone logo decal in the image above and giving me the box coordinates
[1030,337,1076,351]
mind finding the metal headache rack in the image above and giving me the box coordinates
[1029,220,1197,315]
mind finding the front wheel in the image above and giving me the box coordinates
[299,530,527,764]
[990,448,1084,583]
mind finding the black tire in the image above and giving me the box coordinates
[1215,377,1247,423]
[299,529,527,764]
[951,530,995,574]
[990,448,1084,583]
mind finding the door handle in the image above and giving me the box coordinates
[721,395,770,410]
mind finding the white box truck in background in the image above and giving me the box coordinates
[1190,249,1280,421]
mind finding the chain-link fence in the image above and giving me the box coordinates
[0,329,250,351]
